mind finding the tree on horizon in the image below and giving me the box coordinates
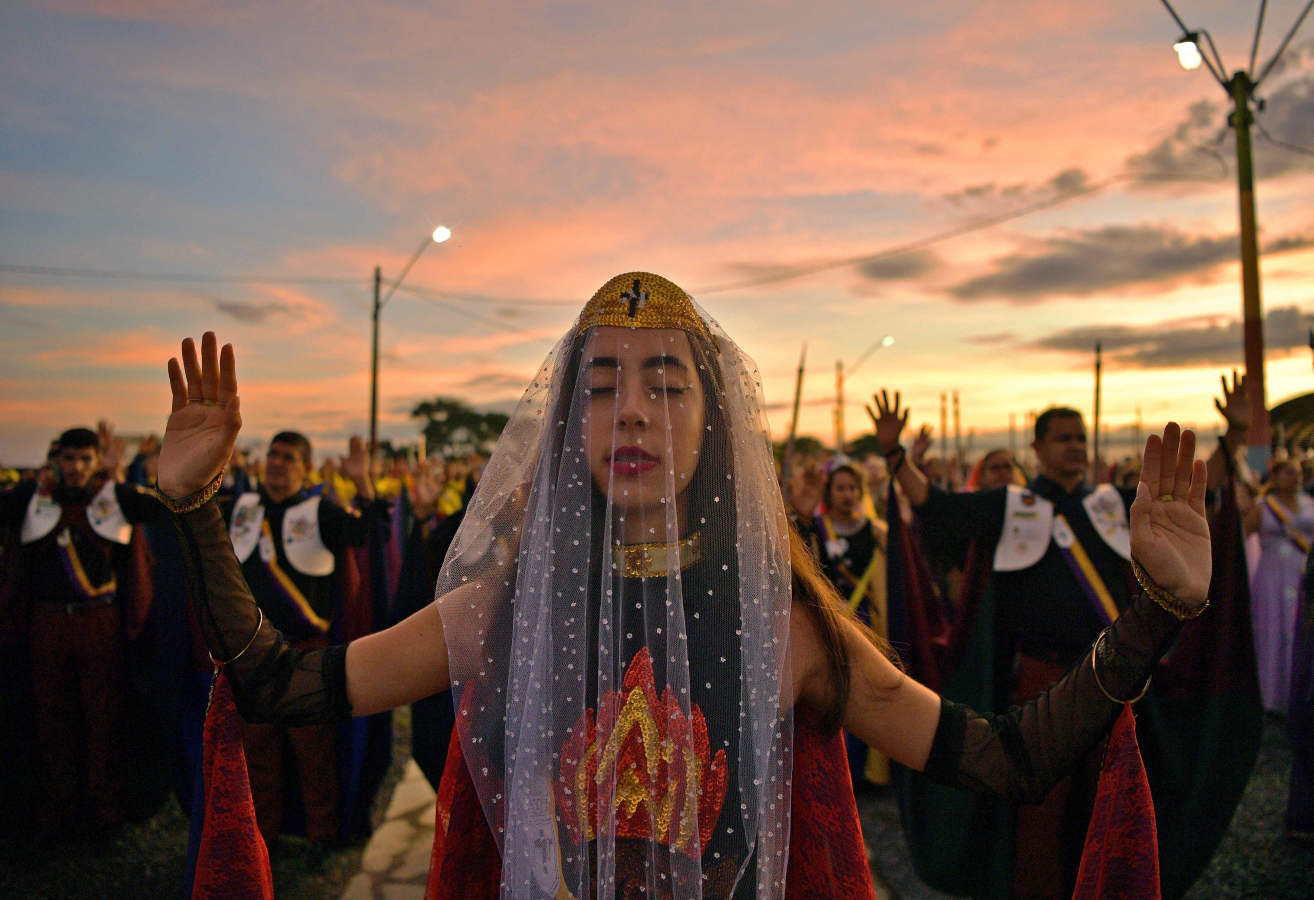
[411,396,509,457]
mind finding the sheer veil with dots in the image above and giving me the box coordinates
[434,273,795,899]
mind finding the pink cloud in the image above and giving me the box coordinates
[31,329,180,369]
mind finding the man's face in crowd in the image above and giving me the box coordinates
[1033,415,1088,482]
[265,440,308,498]
[56,445,99,489]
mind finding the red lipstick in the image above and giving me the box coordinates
[610,445,658,476]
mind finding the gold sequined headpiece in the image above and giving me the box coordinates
[574,272,712,342]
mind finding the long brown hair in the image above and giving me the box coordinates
[788,524,900,732]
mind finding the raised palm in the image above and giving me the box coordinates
[158,333,242,499]
[340,435,371,487]
[411,460,445,518]
[1214,369,1250,433]
[866,389,909,452]
[1130,423,1211,609]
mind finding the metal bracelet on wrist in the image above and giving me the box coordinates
[1131,555,1208,620]
[154,471,223,514]
[1090,630,1152,704]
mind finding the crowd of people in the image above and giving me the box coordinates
[0,422,487,859]
[0,275,1308,898]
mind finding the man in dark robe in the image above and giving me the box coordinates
[0,426,163,840]
[872,381,1260,899]
[222,430,388,848]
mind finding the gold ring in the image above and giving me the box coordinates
[200,400,223,407]
[1157,493,1175,503]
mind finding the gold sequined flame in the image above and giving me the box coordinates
[554,647,728,857]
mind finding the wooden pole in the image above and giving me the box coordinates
[952,390,962,489]
[369,265,381,460]
[1230,72,1270,456]
[782,343,807,486]
[1093,341,1103,484]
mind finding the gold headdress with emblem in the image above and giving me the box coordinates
[573,271,713,342]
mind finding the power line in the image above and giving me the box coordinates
[0,263,364,287]
[393,282,580,307]
[394,289,540,333]
[2,167,1217,305]
[1255,116,1314,157]
[692,174,1132,295]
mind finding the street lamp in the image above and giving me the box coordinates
[1160,0,1314,462]
[370,226,452,459]
[1172,33,1203,71]
[834,334,894,450]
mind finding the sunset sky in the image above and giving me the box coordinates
[3,1,1314,467]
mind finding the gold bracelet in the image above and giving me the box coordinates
[1090,631,1152,704]
[154,471,223,514]
[210,608,264,666]
[1131,555,1208,620]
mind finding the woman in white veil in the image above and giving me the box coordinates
[159,272,1212,899]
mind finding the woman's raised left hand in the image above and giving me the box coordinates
[1130,422,1211,610]
[158,332,242,499]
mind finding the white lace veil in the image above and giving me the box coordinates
[436,272,794,899]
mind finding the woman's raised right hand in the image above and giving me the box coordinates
[158,332,242,499]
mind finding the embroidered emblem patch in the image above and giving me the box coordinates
[555,647,728,857]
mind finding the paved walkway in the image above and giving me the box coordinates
[341,758,434,899]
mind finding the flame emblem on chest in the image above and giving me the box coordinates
[554,647,728,858]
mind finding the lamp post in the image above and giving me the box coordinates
[369,226,452,459]
[1161,0,1314,463]
[833,334,894,451]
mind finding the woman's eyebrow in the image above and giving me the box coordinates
[641,354,689,373]
[584,356,619,370]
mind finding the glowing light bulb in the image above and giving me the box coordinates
[1173,38,1203,71]
[432,226,452,243]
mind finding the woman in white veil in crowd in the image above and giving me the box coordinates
[158,272,1211,899]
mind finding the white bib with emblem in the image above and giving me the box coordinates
[229,492,265,563]
[230,492,335,576]
[993,485,1054,571]
[994,483,1131,571]
[20,488,62,545]
[281,494,335,577]
[1081,484,1131,562]
[22,481,130,545]
[86,480,131,545]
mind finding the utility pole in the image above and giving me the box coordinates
[1161,0,1314,464]
[1093,341,1103,484]
[368,227,451,463]
[952,390,962,488]
[1229,70,1269,453]
[370,265,382,457]
[834,359,845,453]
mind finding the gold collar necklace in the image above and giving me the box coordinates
[612,531,704,579]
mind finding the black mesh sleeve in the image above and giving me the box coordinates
[921,591,1181,803]
[174,499,352,725]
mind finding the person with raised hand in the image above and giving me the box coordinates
[164,334,391,851]
[160,273,1210,899]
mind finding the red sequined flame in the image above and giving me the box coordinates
[555,647,729,858]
